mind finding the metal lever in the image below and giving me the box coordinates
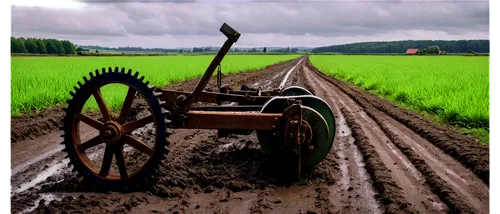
[181,23,240,112]
[220,23,241,43]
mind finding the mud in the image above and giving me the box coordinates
[307,60,489,186]
[11,56,489,214]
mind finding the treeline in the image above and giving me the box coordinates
[80,45,301,53]
[80,45,179,53]
[11,37,77,54]
[312,40,489,54]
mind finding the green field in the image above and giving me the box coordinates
[11,55,299,116]
[310,55,489,142]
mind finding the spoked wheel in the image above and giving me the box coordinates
[61,67,168,190]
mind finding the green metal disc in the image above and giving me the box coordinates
[257,95,335,169]
[298,106,331,168]
[282,86,312,96]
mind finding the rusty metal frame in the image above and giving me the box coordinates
[157,23,302,136]
[182,111,281,130]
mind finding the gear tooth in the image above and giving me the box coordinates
[72,168,77,172]
[63,107,68,111]
[134,72,139,77]
[66,99,71,105]
[83,76,89,83]
[149,86,156,91]
[108,67,113,73]
[95,69,100,76]
[114,67,119,72]
[89,72,94,78]
[60,141,65,145]
[78,81,83,87]
[62,148,67,152]
[60,134,65,138]
[153,92,163,96]
[65,155,69,159]
[70,91,75,97]
[59,126,65,131]
[140,76,145,81]
[127,69,132,75]
[145,81,150,85]
[102,68,106,73]
[121,67,125,73]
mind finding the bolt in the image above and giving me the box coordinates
[104,130,112,138]
[308,145,314,151]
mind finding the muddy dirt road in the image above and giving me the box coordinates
[11,56,489,213]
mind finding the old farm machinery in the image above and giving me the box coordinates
[61,23,335,189]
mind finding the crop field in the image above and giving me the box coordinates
[11,55,298,116]
[309,55,489,141]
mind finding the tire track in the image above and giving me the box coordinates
[307,60,489,186]
[304,57,489,213]
[303,64,447,213]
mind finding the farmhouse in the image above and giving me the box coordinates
[406,48,419,55]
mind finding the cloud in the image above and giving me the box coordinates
[11,0,489,48]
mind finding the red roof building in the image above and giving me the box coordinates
[406,48,419,55]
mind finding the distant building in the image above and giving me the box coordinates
[406,48,419,55]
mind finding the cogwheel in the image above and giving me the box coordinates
[60,67,169,191]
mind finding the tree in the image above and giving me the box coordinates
[11,37,28,53]
[427,45,440,55]
[35,39,47,54]
[263,47,267,53]
[52,40,65,54]
[61,40,76,54]
[417,48,427,55]
[95,49,99,54]
[24,38,38,53]
[45,41,58,54]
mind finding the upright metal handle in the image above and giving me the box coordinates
[181,23,240,112]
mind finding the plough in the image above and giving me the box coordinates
[61,23,335,188]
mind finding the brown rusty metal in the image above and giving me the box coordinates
[190,105,262,112]
[281,104,303,181]
[183,111,281,130]
[160,90,273,111]
[181,24,240,112]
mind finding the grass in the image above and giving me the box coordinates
[309,55,489,144]
[11,55,299,116]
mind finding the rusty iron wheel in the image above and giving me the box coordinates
[60,67,168,190]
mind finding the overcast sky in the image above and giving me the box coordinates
[11,0,489,48]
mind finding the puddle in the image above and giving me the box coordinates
[12,159,70,194]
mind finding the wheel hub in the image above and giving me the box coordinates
[100,121,123,144]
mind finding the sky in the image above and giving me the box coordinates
[11,0,490,48]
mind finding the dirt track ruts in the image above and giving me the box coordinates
[10,56,489,214]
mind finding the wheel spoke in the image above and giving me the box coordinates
[93,88,112,121]
[99,145,114,177]
[117,87,137,124]
[123,134,153,155]
[76,113,103,130]
[122,115,154,133]
[76,135,103,152]
[114,145,128,179]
